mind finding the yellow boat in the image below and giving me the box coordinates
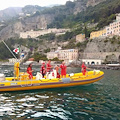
[0,62,104,92]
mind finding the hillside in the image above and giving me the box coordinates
[0,0,120,61]
[0,0,107,40]
[48,0,120,29]
[0,7,22,21]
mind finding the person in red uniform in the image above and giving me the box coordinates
[60,62,67,78]
[27,63,33,79]
[55,65,60,78]
[81,62,87,75]
[46,60,52,73]
[40,62,46,78]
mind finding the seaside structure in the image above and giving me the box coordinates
[82,59,103,65]
[90,13,120,39]
[47,49,78,63]
[20,28,70,38]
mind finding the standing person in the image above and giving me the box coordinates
[60,62,67,78]
[40,62,46,78]
[81,62,87,75]
[55,65,60,78]
[46,60,52,73]
[27,63,34,79]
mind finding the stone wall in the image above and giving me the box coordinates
[82,52,120,62]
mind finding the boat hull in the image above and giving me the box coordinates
[0,71,104,92]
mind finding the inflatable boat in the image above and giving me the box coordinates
[0,62,104,92]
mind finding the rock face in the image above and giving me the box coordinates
[73,0,106,14]
[0,7,22,21]
[83,37,120,61]
[86,0,106,7]
[0,14,54,40]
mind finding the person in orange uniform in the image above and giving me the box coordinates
[46,60,52,73]
[40,62,46,78]
[81,62,87,75]
[60,62,67,78]
[27,63,34,79]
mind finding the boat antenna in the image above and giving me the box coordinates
[2,40,17,59]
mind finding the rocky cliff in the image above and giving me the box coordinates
[83,36,120,62]
[0,7,22,21]
[0,14,54,40]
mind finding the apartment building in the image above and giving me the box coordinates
[90,13,120,39]
[90,29,106,39]
[47,49,78,63]
[106,14,120,36]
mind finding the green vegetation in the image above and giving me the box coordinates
[0,42,14,60]
[46,0,120,30]
[37,33,55,41]
[7,38,40,49]
[44,48,50,53]
[32,52,48,61]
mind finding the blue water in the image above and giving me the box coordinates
[0,66,120,120]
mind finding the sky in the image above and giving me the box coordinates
[0,0,74,10]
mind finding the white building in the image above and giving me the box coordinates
[82,59,103,65]
[106,13,120,36]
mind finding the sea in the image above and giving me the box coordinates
[0,65,120,120]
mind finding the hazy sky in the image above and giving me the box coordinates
[0,0,74,10]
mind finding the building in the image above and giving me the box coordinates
[82,59,103,65]
[20,28,70,39]
[90,13,120,39]
[76,34,85,42]
[106,14,120,36]
[58,49,78,63]
[47,52,58,60]
[47,49,78,63]
[90,29,106,39]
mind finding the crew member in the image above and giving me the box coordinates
[60,62,67,78]
[27,63,34,79]
[46,60,52,73]
[40,62,46,78]
[81,62,87,75]
[55,65,60,78]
